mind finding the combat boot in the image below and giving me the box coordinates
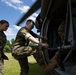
[50,51,59,62]
[40,51,59,73]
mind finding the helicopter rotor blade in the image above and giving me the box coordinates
[16,0,41,25]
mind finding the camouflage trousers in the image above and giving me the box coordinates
[12,45,33,59]
[0,59,4,75]
[12,45,45,75]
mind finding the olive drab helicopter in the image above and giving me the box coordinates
[16,0,76,75]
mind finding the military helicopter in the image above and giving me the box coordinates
[16,0,76,75]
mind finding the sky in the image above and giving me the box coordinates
[0,0,40,41]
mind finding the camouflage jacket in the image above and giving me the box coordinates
[13,27,37,46]
[0,31,6,51]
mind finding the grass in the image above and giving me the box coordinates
[4,53,44,75]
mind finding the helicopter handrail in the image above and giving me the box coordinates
[48,45,76,50]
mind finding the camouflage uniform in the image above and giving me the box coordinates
[12,27,45,75]
[58,22,65,44]
[0,31,7,75]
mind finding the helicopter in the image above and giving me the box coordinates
[16,0,76,75]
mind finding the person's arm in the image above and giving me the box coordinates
[31,31,47,40]
[32,31,47,40]
[36,34,47,41]
[28,36,39,44]
[28,36,48,48]
[21,28,48,48]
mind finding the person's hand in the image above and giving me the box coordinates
[43,37,47,41]
[39,42,49,48]
[42,43,48,48]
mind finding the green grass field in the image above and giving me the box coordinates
[4,53,44,75]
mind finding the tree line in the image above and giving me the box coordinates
[4,38,15,52]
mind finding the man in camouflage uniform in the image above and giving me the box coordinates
[0,20,9,75]
[12,19,49,75]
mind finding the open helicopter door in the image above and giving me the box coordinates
[39,0,76,75]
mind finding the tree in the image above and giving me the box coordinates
[4,40,11,52]
[4,45,11,52]
[11,38,15,45]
